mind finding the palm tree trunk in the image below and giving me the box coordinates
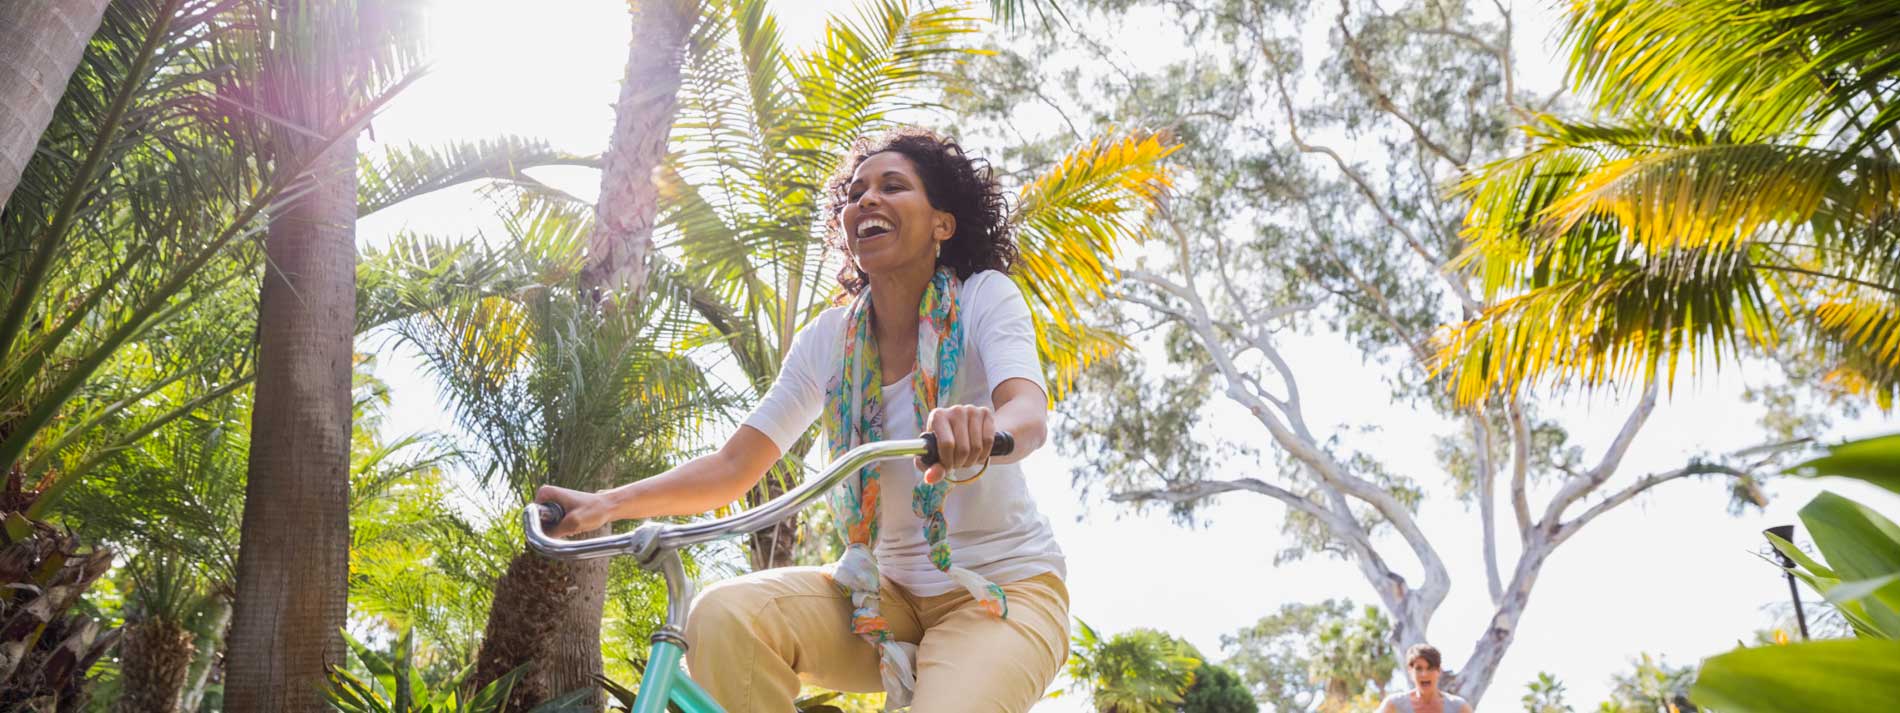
[579,0,695,300]
[224,130,357,713]
[470,3,695,709]
[470,537,609,711]
[0,0,111,213]
[116,617,196,713]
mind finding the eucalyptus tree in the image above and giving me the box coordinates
[947,0,1806,703]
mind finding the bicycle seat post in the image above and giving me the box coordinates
[650,548,693,650]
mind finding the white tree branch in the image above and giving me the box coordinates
[1541,381,1659,527]
[1507,396,1533,542]
[1472,413,1504,605]
[1271,67,1486,316]
[1552,463,1751,546]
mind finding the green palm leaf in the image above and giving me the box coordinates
[1565,0,1900,149]
[356,136,599,218]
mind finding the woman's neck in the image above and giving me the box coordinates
[866,262,936,344]
[1414,687,1442,703]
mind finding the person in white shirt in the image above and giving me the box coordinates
[535,126,1067,712]
[1379,645,1475,713]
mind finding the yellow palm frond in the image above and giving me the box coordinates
[1011,129,1179,397]
[1434,254,1783,405]
[1813,291,1900,407]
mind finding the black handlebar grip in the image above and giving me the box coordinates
[920,431,1014,467]
[538,501,566,531]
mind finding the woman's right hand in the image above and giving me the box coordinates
[533,485,614,538]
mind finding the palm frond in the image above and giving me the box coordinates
[356,136,598,218]
[1013,129,1178,395]
[1564,0,1900,149]
[1812,291,1900,407]
[1434,251,1783,404]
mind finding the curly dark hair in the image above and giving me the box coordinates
[824,126,1016,296]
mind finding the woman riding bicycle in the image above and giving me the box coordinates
[534,127,1068,712]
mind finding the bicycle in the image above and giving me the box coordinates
[524,431,1016,713]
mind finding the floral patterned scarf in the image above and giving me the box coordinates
[822,267,1008,709]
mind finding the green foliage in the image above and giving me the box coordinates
[1219,600,1395,713]
[1443,0,1900,405]
[1787,433,1900,496]
[1066,619,1203,713]
[1692,434,1900,711]
[1521,672,1572,713]
[1594,654,1697,713]
[325,629,527,713]
[1179,662,1257,713]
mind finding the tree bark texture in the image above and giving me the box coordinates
[580,0,696,300]
[469,535,608,712]
[0,0,111,213]
[225,134,357,712]
[116,618,196,713]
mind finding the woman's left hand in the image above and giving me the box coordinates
[916,404,995,485]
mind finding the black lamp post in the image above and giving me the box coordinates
[1765,524,1811,640]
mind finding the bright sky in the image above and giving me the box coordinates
[356,1,1900,711]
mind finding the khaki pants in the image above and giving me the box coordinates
[683,567,1070,713]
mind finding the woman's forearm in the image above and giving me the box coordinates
[598,426,783,520]
[990,378,1048,465]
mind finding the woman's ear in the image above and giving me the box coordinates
[933,209,956,244]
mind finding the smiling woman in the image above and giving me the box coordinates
[535,126,1070,712]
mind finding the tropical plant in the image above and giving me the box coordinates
[1521,672,1572,713]
[466,0,699,702]
[658,0,1174,570]
[325,629,540,713]
[1690,433,1900,712]
[1066,620,1202,713]
[1178,662,1256,713]
[1594,653,1698,713]
[224,0,435,705]
[0,511,118,710]
[1218,600,1394,713]
[1440,0,1900,407]
[381,196,720,710]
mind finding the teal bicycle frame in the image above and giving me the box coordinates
[525,436,976,713]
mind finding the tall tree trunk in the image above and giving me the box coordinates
[1451,539,1555,704]
[225,65,357,709]
[0,0,111,213]
[579,0,695,301]
[471,2,694,709]
[116,617,196,713]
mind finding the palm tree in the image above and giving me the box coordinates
[0,0,113,211]
[225,0,433,707]
[658,0,1176,569]
[1065,620,1203,713]
[388,197,721,710]
[1440,0,1900,407]
[476,1,704,705]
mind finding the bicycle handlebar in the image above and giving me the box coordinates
[526,432,1014,563]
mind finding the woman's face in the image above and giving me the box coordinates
[840,151,954,280]
[1409,658,1440,690]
